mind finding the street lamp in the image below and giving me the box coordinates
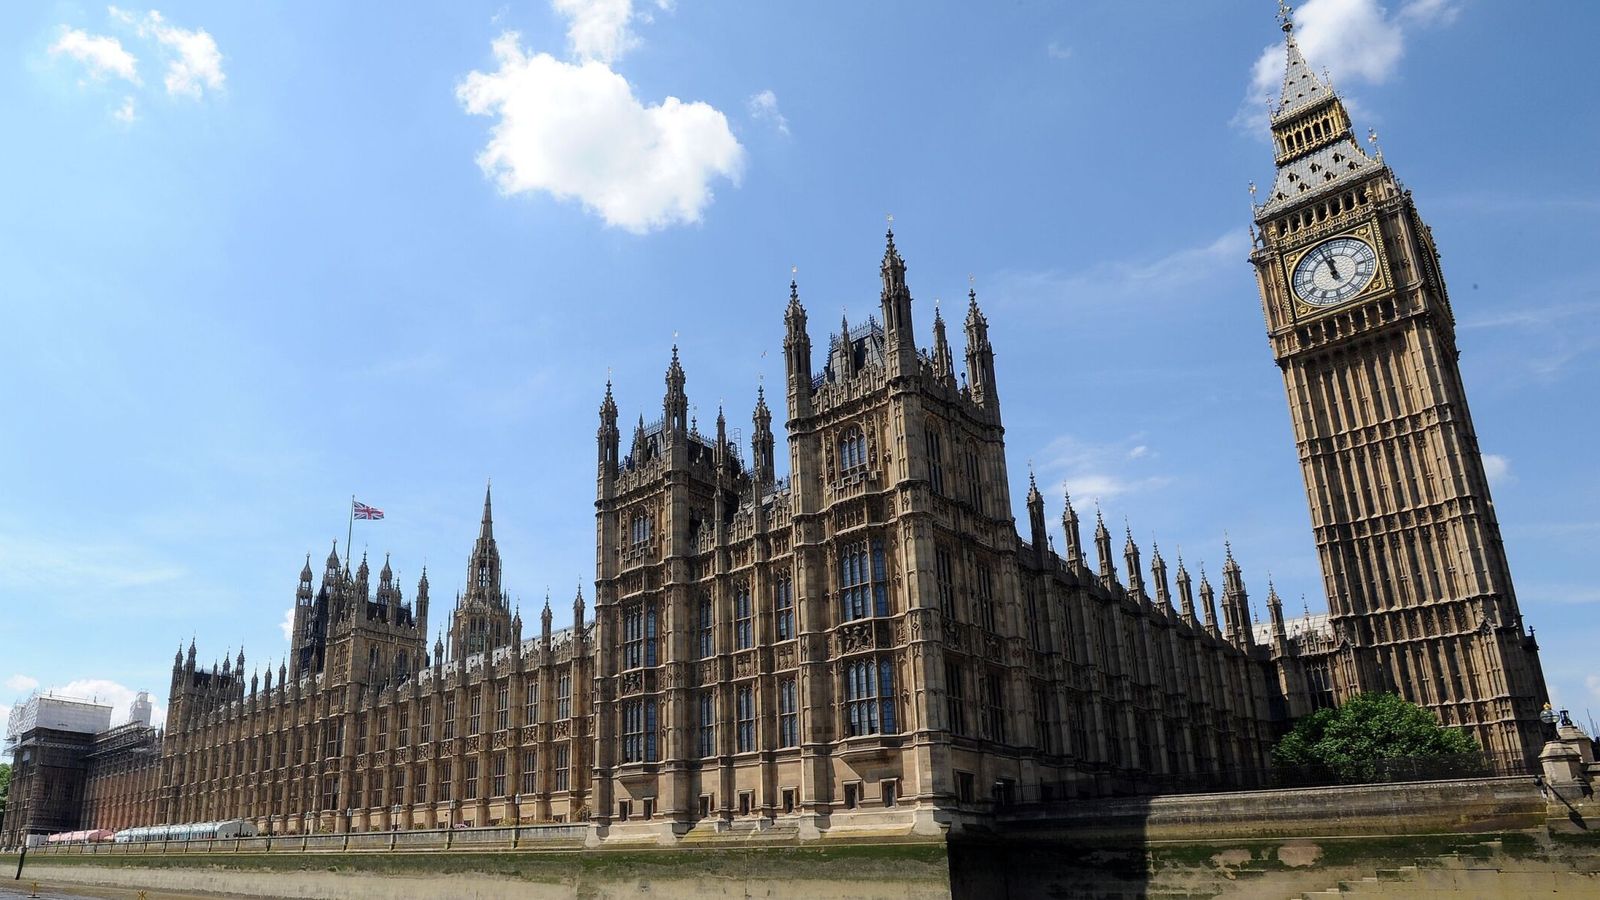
[1540,703,1560,739]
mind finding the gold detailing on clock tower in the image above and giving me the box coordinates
[1250,9,1548,764]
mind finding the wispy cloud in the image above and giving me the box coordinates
[110,8,226,99]
[0,530,186,594]
[748,89,789,135]
[552,0,641,64]
[1047,41,1072,60]
[993,228,1248,314]
[1481,453,1511,487]
[279,606,296,642]
[4,674,40,694]
[49,27,141,84]
[1034,433,1171,504]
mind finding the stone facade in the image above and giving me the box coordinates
[1246,15,1548,762]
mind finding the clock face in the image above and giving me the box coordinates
[1291,236,1378,307]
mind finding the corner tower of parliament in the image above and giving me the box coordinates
[24,8,1547,844]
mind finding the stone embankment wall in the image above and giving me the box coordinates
[10,777,1600,899]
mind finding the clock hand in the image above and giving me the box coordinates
[1325,258,1341,281]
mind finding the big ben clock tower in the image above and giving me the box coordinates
[1250,8,1547,763]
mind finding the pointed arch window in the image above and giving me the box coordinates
[839,427,867,472]
[844,656,897,737]
[734,582,754,650]
[839,539,889,621]
[697,595,714,658]
[773,573,794,641]
[622,601,658,669]
[630,511,652,547]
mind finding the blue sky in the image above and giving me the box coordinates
[3,1,1597,734]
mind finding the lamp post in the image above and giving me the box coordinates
[1540,703,1560,741]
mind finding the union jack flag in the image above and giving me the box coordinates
[353,500,384,520]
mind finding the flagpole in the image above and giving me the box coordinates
[346,494,355,574]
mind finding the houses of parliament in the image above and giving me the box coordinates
[0,11,1550,847]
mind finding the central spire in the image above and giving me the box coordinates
[1274,5,1333,121]
[479,481,494,541]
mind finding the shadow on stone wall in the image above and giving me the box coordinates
[944,776,1559,899]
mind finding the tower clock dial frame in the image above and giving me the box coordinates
[1279,221,1390,318]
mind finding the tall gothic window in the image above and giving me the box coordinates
[621,699,658,763]
[557,673,572,720]
[420,704,432,743]
[622,602,658,669]
[839,540,888,621]
[965,448,983,509]
[495,683,510,731]
[736,685,755,752]
[774,573,794,641]
[844,657,897,737]
[520,750,537,795]
[524,682,539,724]
[443,696,457,740]
[1026,586,1043,649]
[1033,682,1052,754]
[975,563,996,633]
[697,596,714,658]
[492,751,507,797]
[734,583,754,650]
[465,759,479,800]
[778,678,798,747]
[934,546,955,619]
[945,661,966,735]
[630,511,652,546]
[839,427,867,472]
[697,691,716,758]
[925,427,944,494]
[468,693,483,736]
[554,745,570,791]
[981,668,1006,743]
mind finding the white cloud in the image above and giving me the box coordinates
[114,95,138,122]
[1588,674,1600,704]
[552,0,639,64]
[49,28,140,84]
[748,89,789,135]
[1482,453,1512,486]
[111,7,225,99]
[51,678,167,729]
[1240,0,1458,129]
[5,674,40,694]
[1047,41,1073,60]
[457,31,744,233]
[1036,434,1170,503]
[280,606,296,642]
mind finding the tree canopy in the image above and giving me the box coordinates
[1272,692,1482,783]
[0,761,9,815]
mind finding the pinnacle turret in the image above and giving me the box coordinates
[930,301,955,384]
[1061,488,1084,570]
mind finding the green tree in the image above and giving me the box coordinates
[0,761,9,817]
[1272,693,1482,783]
